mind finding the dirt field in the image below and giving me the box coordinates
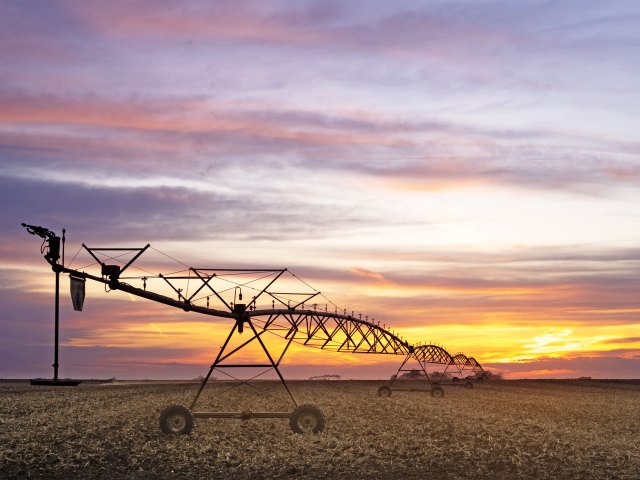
[1,379,638,479]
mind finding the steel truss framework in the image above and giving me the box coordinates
[377,344,486,398]
[452,353,485,378]
[22,225,485,434]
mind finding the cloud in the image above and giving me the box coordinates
[2,86,638,198]
[0,2,83,64]
[350,268,385,282]
[487,354,640,379]
[60,1,638,57]
[43,0,639,114]
[0,170,381,251]
[605,337,640,345]
[5,0,637,112]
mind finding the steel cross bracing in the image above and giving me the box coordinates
[251,310,412,355]
[413,344,454,364]
[22,225,484,434]
[377,344,486,398]
[452,353,485,377]
[414,345,484,378]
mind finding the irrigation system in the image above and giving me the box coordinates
[377,345,485,397]
[22,223,485,434]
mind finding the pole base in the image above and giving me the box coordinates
[30,378,81,386]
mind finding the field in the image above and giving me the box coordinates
[1,379,639,479]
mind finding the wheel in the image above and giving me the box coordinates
[289,404,325,434]
[452,377,460,383]
[464,381,474,389]
[159,405,194,434]
[432,381,440,388]
[377,386,392,397]
[431,386,444,398]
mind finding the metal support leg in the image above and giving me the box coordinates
[53,268,60,382]
[190,323,239,410]
[416,357,435,388]
[247,320,298,407]
[190,319,299,410]
[388,352,412,389]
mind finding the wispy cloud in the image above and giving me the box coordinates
[2,86,638,196]
[487,354,640,379]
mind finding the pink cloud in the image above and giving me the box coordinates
[489,354,640,379]
[66,1,328,44]
[350,268,385,282]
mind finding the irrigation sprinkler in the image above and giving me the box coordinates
[446,353,486,385]
[22,224,483,433]
[377,344,486,397]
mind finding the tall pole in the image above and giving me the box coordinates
[22,223,79,386]
[54,267,60,382]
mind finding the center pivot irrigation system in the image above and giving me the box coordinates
[23,224,485,434]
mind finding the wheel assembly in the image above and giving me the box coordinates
[452,376,460,383]
[289,404,325,434]
[159,404,194,434]
[377,386,392,397]
[432,381,440,388]
[430,386,445,398]
[464,381,474,389]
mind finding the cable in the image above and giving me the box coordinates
[287,269,345,314]
[77,250,132,271]
[149,246,190,268]
[67,245,83,268]
[288,270,319,292]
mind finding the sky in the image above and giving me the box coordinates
[1,0,639,380]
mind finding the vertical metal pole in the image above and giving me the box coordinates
[53,268,60,382]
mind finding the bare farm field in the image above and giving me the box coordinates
[1,379,639,479]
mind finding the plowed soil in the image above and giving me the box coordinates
[1,379,639,479]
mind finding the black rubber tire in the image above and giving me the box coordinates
[432,381,440,388]
[452,377,460,383]
[377,386,392,397]
[159,405,194,434]
[464,381,474,390]
[431,386,445,398]
[289,404,325,434]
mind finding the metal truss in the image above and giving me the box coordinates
[22,225,484,434]
[452,353,486,379]
[250,310,412,355]
[377,344,486,398]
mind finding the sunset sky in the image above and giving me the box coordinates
[1,0,639,380]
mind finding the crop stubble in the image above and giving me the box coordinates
[0,379,638,479]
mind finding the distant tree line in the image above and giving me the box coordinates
[308,374,341,380]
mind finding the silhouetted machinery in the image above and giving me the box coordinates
[377,345,485,397]
[23,224,485,433]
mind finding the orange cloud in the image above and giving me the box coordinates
[350,268,386,282]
